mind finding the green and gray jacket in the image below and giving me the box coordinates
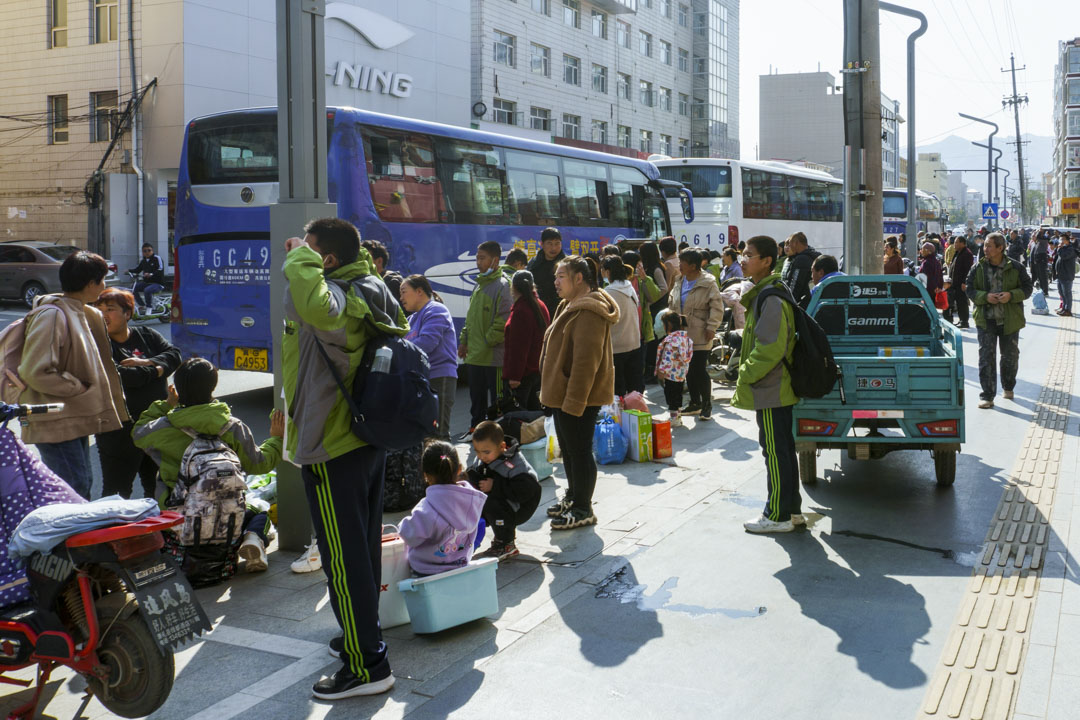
[460,267,512,366]
[965,255,1033,335]
[281,246,409,465]
[733,273,798,411]
[133,400,282,507]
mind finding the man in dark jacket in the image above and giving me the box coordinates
[1054,233,1077,317]
[780,231,820,309]
[918,242,944,297]
[1006,230,1026,264]
[526,227,565,315]
[129,243,166,311]
[966,232,1033,409]
[1030,230,1050,295]
[944,236,975,328]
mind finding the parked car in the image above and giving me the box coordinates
[0,242,117,307]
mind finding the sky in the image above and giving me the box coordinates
[739,0,1069,164]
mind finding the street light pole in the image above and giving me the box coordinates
[972,141,1003,219]
[959,113,999,229]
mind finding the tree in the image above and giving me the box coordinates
[1024,189,1046,223]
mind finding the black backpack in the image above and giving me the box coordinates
[315,333,439,451]
[383,444,425,512]
[753,284,841,399]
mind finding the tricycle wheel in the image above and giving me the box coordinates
[934,449,956,486]
[87,614,174,718]
[799,451,817,485]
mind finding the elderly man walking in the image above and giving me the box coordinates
[966,232,1033,409]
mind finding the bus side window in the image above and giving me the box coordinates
[742,168,765,219]
[361,128,442,223]
[434,139,508,225]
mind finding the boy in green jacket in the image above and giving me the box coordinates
[133,358,284,571]
[733,235,803,534]
[458,240,513,438]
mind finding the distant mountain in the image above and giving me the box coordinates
[903,134,1053,184]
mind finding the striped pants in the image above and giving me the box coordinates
[756,406,801,523]
[302,446,391,682]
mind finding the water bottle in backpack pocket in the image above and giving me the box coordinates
[169,419,247,546]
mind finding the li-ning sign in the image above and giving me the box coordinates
[326,3,415,98]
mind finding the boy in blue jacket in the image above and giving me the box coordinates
[468,421,542,560]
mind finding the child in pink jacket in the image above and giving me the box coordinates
[656,313,695,426]
[397,441,486,575]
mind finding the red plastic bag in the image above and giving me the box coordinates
[621,391,649,413]
[934,290,948,310]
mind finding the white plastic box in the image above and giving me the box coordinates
[397,558,499,633]
[519,437,554,480]
[379,532,411,629]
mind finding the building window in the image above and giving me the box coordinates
[639,80,654,107]
[90,90,118,142]
[563,0,579,28]
[532,0,549,14]
[678,137,689,155]
[1067,173,1080,196]
[493,98,518,125]
[564,54,580,85]
[94,0,118,44]
[49,0,67,47]
[678,3,689,26]
[694,57,707,74]
[562,114,581,140]
[660,0,672,18]
[592,120,608,145]
[652,41,669,66]
[617,72,631,100]
[640,130,653,154]
[531,43,550,76]
[616,20,631,49]
[48,94,68,144]
[679,93,689,116]
[494,31,516,67]
[641,0,651,8]
[592,10,607,38]
[660,134,672,155]
[592,64,608,93]
[678,48,689,72]
[1069,46,1080,74]
[638,30,652,57]
[1068,109,1080,137]
[618,125,631,148]
[660,87,672,111]
[530,106,551,131]
[1069,79,1080,106]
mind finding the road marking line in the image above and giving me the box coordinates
[917,316,1076,719]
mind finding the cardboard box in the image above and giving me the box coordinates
[652,419,672,459]
[621,409,653,462]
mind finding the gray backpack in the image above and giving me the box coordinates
[170,419,247,546]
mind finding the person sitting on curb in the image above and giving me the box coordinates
[133,358,284,575]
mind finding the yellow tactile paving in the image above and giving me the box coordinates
[917,317,1075,720]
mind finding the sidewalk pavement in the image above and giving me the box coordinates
[2,307,1076,720]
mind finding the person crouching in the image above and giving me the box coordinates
[467,421,541,560]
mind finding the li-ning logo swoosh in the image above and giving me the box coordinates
[325,3,415,50]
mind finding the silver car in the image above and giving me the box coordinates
[0,242,117,307]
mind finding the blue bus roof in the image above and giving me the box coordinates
[188,106,661,180]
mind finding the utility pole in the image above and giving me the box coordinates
[1002,54,1029,224]
[270,0,335,551]
[842,0,883,274]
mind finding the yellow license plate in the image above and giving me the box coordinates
[234,347,268,372]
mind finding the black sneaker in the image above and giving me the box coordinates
[546,496,572,518]
[551,507,597,530]
[476,540,519,561]
[458,427,476,442]
[312,666,395,700]
[699,407,713,420]
[681,403,702,416]
[328,635,343,658]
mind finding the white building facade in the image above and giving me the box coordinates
[1051,37,1080,224]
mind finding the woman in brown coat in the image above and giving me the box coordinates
[667,247,725,420]
[539,256,619,530]
[884,237,905,274]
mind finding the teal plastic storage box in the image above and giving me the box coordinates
[520,437,553,480]
[397,558,499,633]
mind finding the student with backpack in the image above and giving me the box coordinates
[734,236,803,534]
[132,358,284,578]
[467,420,542,560]
[655,313,694,427]
[458,240,512,439]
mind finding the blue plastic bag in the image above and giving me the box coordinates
[1031,289,1049,315]
[593,417,628,465]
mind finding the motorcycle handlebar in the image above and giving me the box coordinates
[0,403,64,422]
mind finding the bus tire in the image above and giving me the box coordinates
[798,451,817,485]
[934,449,956,487]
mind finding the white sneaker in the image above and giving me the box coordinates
[669,412,683,427]
[743,515,795,534]
[291,542,322,573]
[791,514,806,526]
[978,399,994,409]
[238,532,268,572]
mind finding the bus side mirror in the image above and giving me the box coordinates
[680,188,694,224]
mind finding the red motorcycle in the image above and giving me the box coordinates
[1,404,210,719]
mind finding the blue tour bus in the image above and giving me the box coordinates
[172,106,691,371]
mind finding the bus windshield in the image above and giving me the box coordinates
[657,165,733,198]
[187,116,278,185]
[882,192,907,217]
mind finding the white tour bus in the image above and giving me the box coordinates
[652,157,844,258]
